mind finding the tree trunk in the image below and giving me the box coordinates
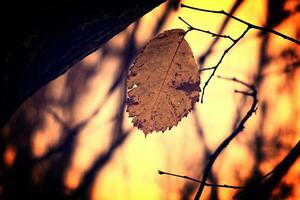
[0,0,165,128]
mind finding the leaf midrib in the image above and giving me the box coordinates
[149,32,186,128]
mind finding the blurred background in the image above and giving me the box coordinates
[0,0,299,199]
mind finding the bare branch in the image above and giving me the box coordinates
[200,67,216,71]
[217,75,254,89]
[181,4,300,46]
[180,3,300,103]
[197,0,244,68]
[158,170,245,189]
[200,26,250,103]
[234,90,254,96]
[179,17,235,42]
[194,77,258,200]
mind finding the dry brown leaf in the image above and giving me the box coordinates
[126,29,200,135]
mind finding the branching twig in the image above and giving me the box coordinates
[181,4,300,46]
[199,27,250,103]
[180,4,300,103]
[194,77,258,200]
[158,139,298,199]
[179,17,235,42]
[158,170,244,189]
[197,0,244,68]
[180,14,250,103]
[217,76,253,89]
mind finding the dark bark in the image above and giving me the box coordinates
[0,0,165,128]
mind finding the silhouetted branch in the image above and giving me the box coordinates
[180,11,250,103]
[180,110,220,200]
[200,27,250,103]
[69,19,142,199]
[234,90,253,96]
[34,93,109,164]
[69,129,132,200]
[217,76,253,88]
[234,140,300,200]
[194,77,258,200]
[158,170,244,189]
[179,17,235,42]
[184,21,249,103]
[180,3,300,103]
[196,0,244,67]
[0,0,166,129]
[181,4,300,46]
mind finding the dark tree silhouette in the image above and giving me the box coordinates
[0,0,165,128]
[0,2,178,200]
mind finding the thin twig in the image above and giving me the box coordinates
[181,4,300,46]
[179,17,235,42]
[158,170,245,189]
[234,90,253,96]
[180,4,300,103]
[197,0,244,67]
[200,67,216,71]
[200,26,250,103]
[194,77,258,200]
[217,75,254,89]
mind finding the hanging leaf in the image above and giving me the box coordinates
[126,29,200,135]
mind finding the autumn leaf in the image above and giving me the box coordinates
[126,29,200,135]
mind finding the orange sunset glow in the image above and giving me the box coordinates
[1,0,300,200]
